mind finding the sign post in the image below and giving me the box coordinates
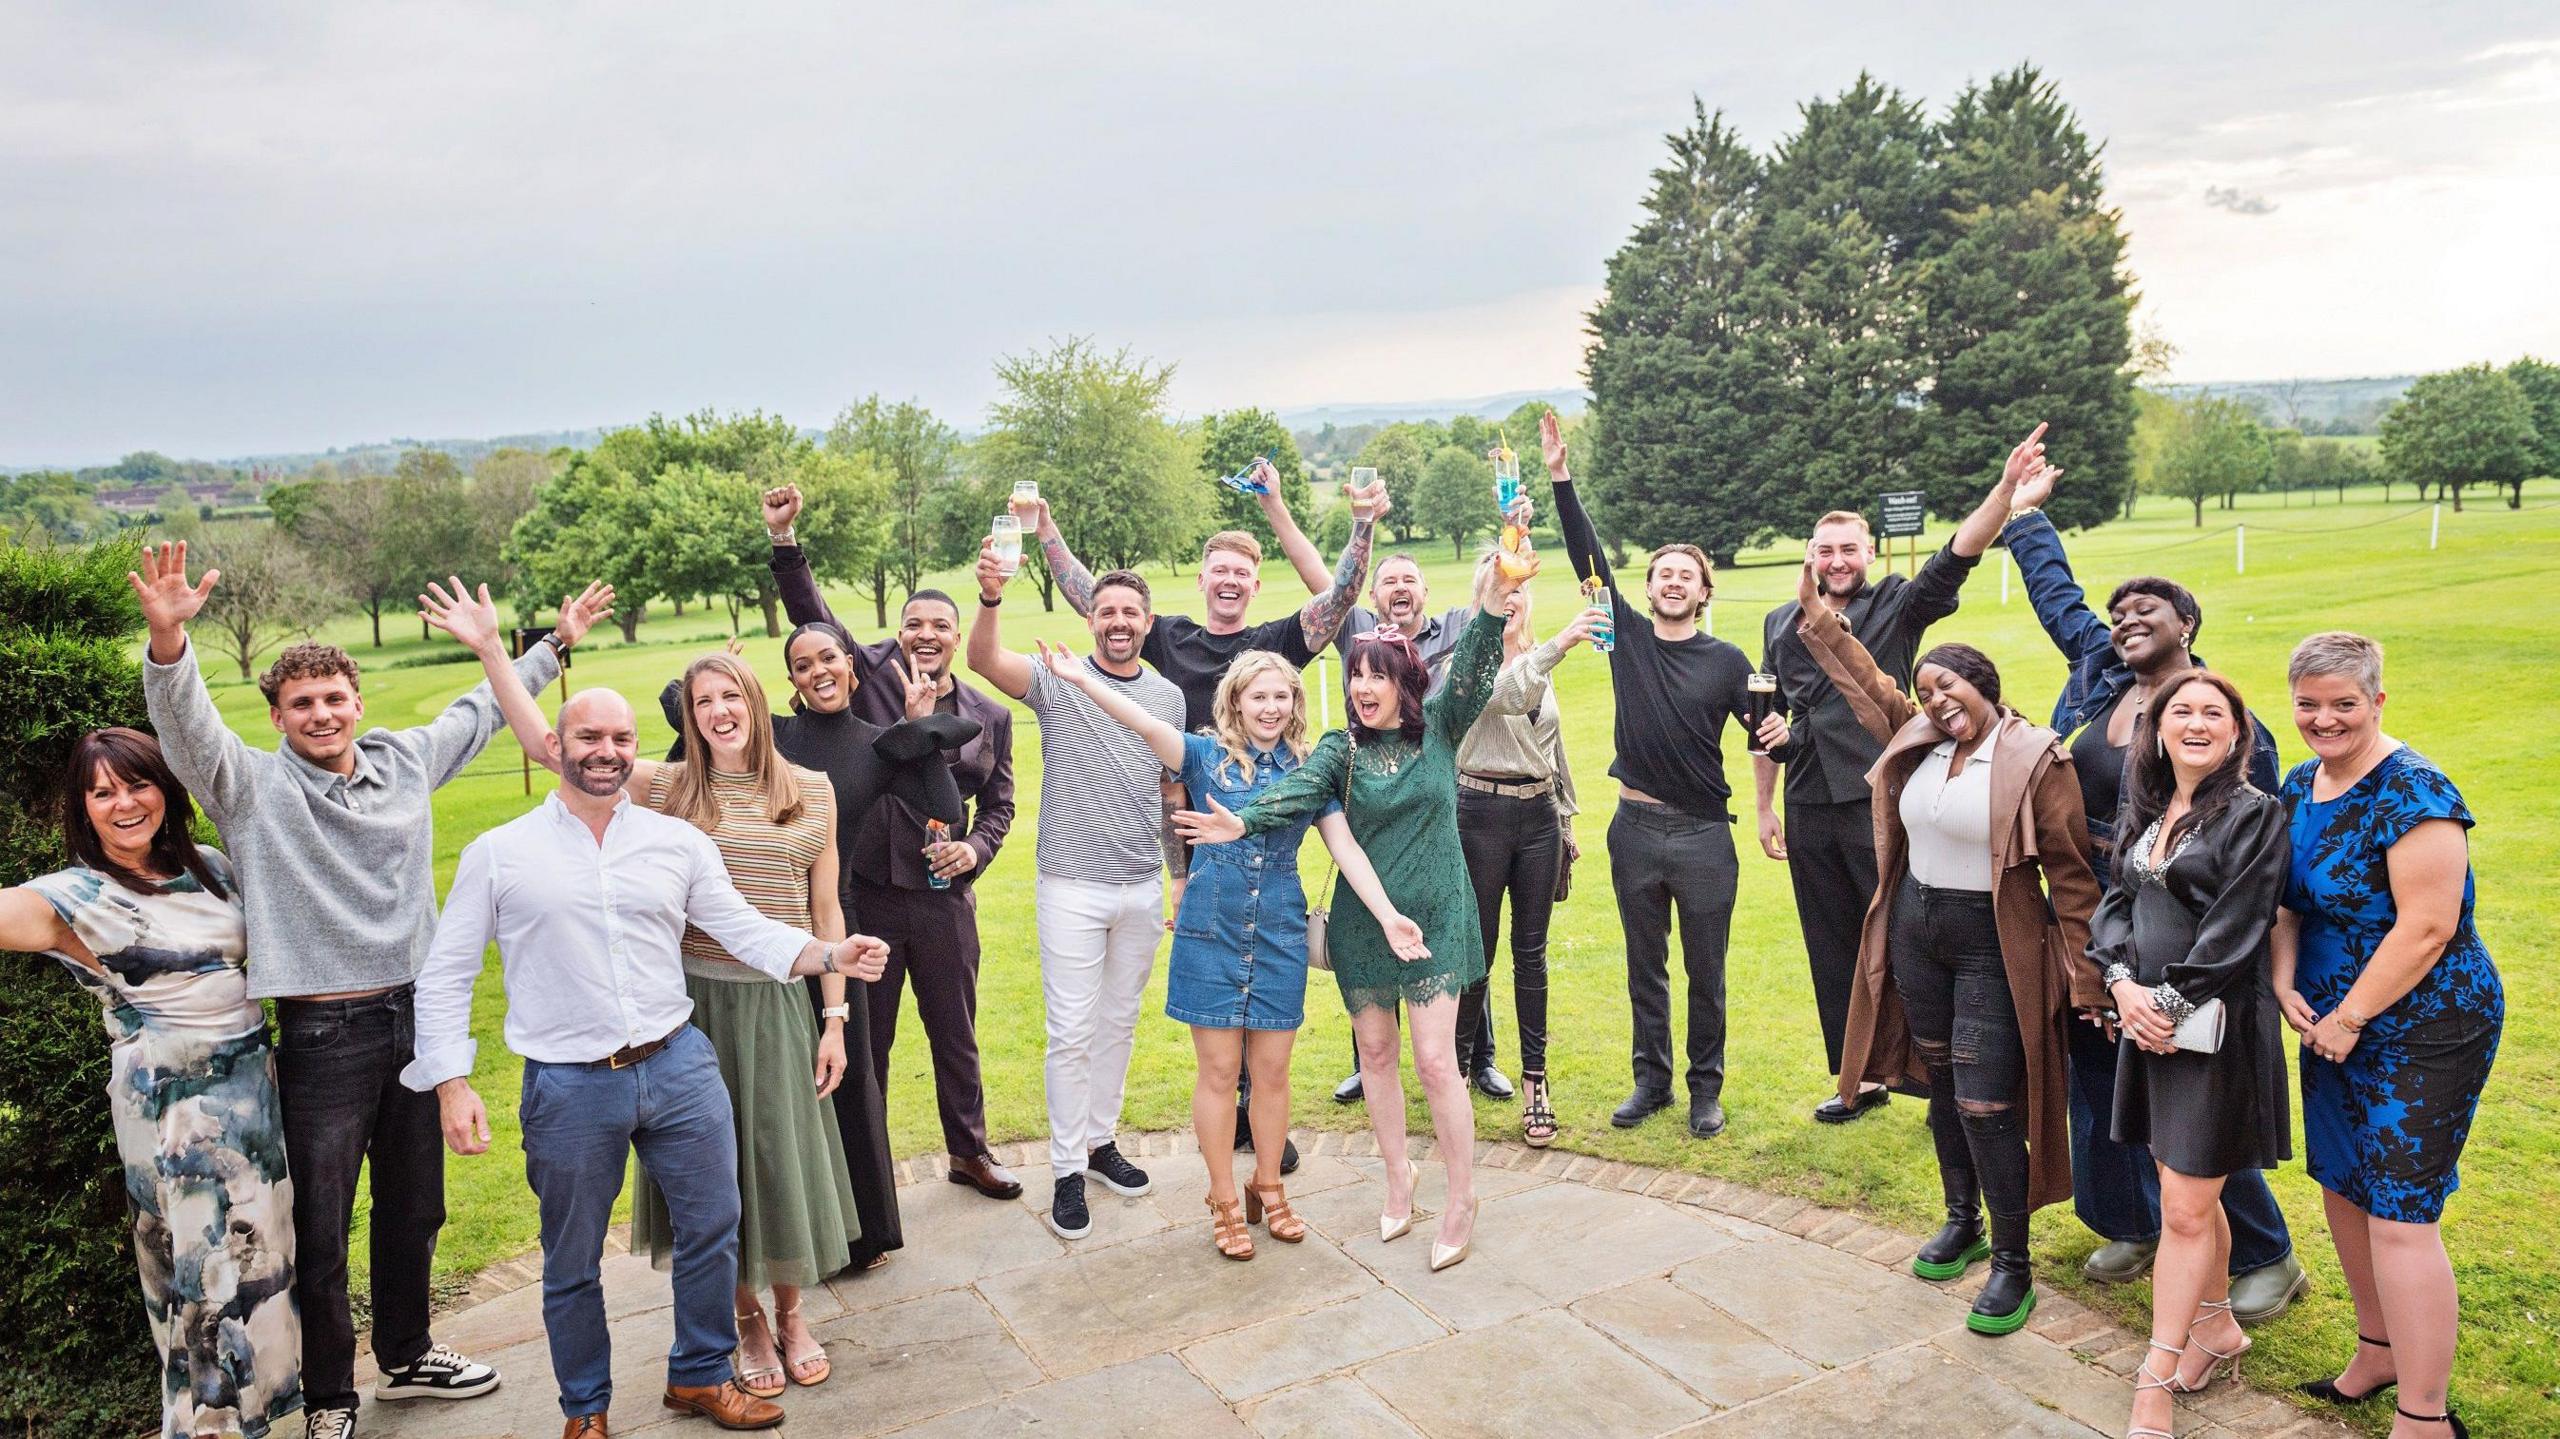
[1878,490,1926,577]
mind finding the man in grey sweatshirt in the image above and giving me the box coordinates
[132,542,612,1439]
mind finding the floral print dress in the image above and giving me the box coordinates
[26,851,301,1438]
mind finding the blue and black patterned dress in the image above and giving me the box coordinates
[2280,748,2503,1222]
[25,850,302,1438]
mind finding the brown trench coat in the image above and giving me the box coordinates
[1797,607,2106,1213]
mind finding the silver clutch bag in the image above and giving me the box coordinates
[2172,998,2226,1054]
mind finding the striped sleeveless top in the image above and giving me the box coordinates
[645,763,836,981]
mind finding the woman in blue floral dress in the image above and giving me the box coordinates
[2273,634,2499,1439]
[2,729,300,1438]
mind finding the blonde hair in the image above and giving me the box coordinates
[1812,509,1872,539]
[662,653,804,833]
[1206,650,1311,785]
[1202,530,1263,566]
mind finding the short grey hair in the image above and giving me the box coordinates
[2287,631,2383,697]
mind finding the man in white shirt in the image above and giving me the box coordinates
[403,689,887,1437]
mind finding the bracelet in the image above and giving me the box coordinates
[820,948,840,975]
[2337,1006,2370,1032]
[2006,506,2042,524]
[540,632,569,655]
[820,1004,850,1022]
[2102,962,2136,990]
[768,528,798,547]
[979,593,1003,608]
[2149,982,2196,1026]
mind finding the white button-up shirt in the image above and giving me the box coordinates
[401,791,816,1090]
[1899,721,2002,893]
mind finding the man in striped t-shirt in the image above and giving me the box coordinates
[966,536,1185,1240]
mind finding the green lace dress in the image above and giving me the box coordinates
[1237,609,1508,1014]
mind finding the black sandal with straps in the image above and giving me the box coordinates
[2395,1405,2467,1438]
[2298,1334,2394,1404]
[1520,1071,1558,1148]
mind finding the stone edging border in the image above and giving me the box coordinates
[432,1127,2353,1439]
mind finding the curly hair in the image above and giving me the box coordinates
[258,642,361,705]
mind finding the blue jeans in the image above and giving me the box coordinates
[2066,1017,2293,1274]
[520,1026,742,1418]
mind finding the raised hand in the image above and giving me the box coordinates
[762,484,803,536]
[1007,488,1051,533]
[1539,411,1570,482]
[1474,546,1530,612]
[975,535,1010,602]
[1381,912,1432,963]
[1996,423,2051,505]
[1796,560,1826,616]
[888,649,936,720]
[1554,604,1608,652]
[1170,796,1246,847]
[1031,638,1086,684]
[126,540,219,635]
[555,581,615,648]
[1346,474,1389,522]
[2011,456,2061,512]
[419,576,504,655]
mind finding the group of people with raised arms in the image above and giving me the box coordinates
[0,416,2501,1439]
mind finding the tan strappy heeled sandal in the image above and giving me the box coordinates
[1206,1193,1255,1260]
[2172,1298,2251,1392]
[1245,1180,1307,1242]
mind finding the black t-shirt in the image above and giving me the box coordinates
[1143,612,1319,730]
[1759,545,1979,806]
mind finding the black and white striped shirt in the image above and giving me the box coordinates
[1023,657,1186,882]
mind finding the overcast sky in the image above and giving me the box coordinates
[5,2,2556,466]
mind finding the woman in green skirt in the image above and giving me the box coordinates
[624,652,859,1397]
[1180,554,1530,1272]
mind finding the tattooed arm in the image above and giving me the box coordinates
[1295,481,1386,651]
[1023,495,1101,617]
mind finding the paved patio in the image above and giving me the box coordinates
[352,1130,2355,1439]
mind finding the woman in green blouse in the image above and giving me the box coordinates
[1179,556,1528,1271]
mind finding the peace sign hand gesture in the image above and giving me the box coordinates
[127,541,219,638]
[888,650,936,720]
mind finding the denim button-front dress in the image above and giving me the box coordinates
[1167,733,1335,1030]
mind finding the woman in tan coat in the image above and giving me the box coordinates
[1789,562,2104,1337]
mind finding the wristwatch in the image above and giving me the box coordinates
[540,631,569,656]
[979,592,1003,607]
[820,1004,850,1022]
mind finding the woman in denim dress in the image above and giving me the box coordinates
[1032,644,1417,1261]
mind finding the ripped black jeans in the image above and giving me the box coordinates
[1888,878,2030,1241]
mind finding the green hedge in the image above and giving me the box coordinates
[1,536,162,1436]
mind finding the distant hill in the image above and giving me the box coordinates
[2148,375,2413,434]
[1273,389,1587,432]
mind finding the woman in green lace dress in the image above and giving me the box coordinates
[1179,556,1528,1269]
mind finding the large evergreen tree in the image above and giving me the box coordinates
[1913,65,2134,530]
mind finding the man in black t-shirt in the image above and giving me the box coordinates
[1542,417,1788,1140]
[1026,466,1385,1171]
[1750,428,2038,1125]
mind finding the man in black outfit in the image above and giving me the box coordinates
[1542,417,1788,1139]
[763,484,1025,1201]
[1750,427,2047,1124]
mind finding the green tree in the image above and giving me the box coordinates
[2503,356,2560,488]
[1414,445,1491,559]
[191,521,335,679]
[830,397,960,627]
[1911,65,2135,531]
[2379,364,2538,512]
[271,467,439,648]
[979,338,1206,607]
[1198,408,1314,548]
[2149,395,2264,527]
[1351,425,1431,545]
[0,471,106,542]
[1584,103,1790,564]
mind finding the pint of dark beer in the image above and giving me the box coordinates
[1744,672,1779,753]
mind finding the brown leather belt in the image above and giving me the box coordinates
[587,1024,686,1071]
[1459,772,1553,800]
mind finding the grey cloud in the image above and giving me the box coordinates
[2203,185,2278,215]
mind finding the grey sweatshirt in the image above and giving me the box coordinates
[143,637,562,1000]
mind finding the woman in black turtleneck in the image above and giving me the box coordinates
[663,621,976,1274]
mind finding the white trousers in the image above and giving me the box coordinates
[1035,875,1163,1179]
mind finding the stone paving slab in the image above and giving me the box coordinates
[354,1129,2340,1439]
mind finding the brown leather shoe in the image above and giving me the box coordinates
[946,1153,1024,1200]
[662,1379,783,1430]
[563,1416,607,1439]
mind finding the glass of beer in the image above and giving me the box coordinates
[991,514,1023,576]
[1745,672,1780,753]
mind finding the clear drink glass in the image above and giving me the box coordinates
[991,515,1023,576]
[1587,586,1616,653]
[1011,479,1040,512]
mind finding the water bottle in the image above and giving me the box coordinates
[925,819,953,890]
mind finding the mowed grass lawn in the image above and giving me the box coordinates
[186,482,2556,1435]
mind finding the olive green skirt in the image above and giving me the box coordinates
[633,973,861,1289]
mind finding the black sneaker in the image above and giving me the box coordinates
[1086,1141,1152,1196]
[1048,1174,1093,1238]
[305,1407,357,1439]
[373,1342,501,1402]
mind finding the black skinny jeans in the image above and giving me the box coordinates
[1457,784,1560,1075]
[274,987,445,1412]
[1888,879,2031,1230]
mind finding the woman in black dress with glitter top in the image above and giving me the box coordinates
[2087,671,2290,1439]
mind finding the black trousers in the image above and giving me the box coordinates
[1609,798,1739,1101]
[1888,878,2030,1230]
[863,881,993,1161]
[274,987,442,1413]
[1457,784,1561,1075]
[1785,797,1879,1075]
